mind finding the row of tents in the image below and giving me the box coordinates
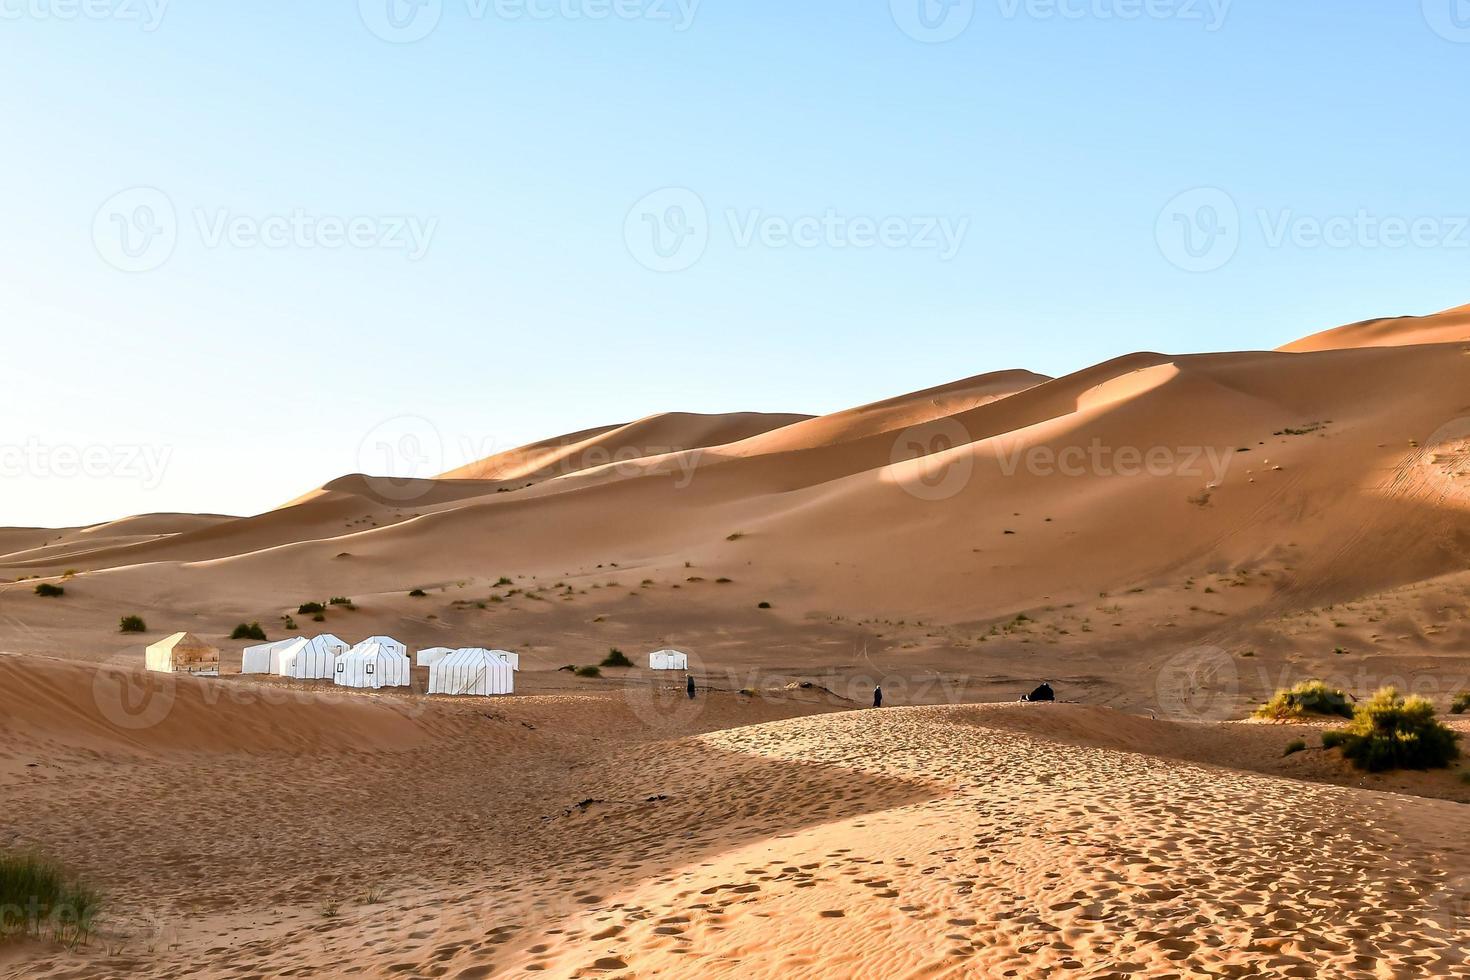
[241,634,519,695]
[145,631,692,699]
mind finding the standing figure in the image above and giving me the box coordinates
[686,674,696,699]
[873,684,884,709]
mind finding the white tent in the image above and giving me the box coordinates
[146,632,220,675]
[649,649,689,671]
[334,641,411,689]
[416,646,455,668]
[488,649,519,671]
[358,635,408,659]
[277,634,348,680]
[242,637,300,675]
[428,648,514,697]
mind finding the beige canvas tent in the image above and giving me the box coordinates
[146,632,221,675]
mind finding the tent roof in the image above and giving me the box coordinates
[151,632,218,652]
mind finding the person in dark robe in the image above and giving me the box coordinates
[1022,681,1055,702]
[873,684,884,708]
[686,674,696,699]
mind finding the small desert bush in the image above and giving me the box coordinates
[1253,680,1354,721]
[0,851,101,946]
[1283,740,1307,757]
[33,583,64,598]
[1451,692,1470,715]
[231,622,267,641]
[118,615,146,633]
[757,601,772,609]
[1322,687,1460,772]
[409,589,428,598]
[328,597,352,607]
[600,648,633,668]
[297,601,325,614]
[574,665,602,678]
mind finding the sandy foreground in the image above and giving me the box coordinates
[2,657,1468,979]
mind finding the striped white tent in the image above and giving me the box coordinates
[242,637,300,675]
[488,649,520,671]
[428,648,514,697]
[277,634,348,680]
[649,649,689,671]
[334,640,411,689]
[416,646,455,668]
[358,635,408,659]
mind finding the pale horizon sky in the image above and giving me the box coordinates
[3,2,1468,527]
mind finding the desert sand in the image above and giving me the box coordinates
[5,303,1470,977]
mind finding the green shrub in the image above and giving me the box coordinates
[600,648,633,668]
[1253,680,1354,721]
[231,622,267,641]
[574,665,602,678]
[409,589,428,598]
[1451,692,1470,715]
[33,583,64,598]
[118,615,146,634]
[495,577,514,587]
[1283,740,1307,757]
[297,601,325,614]
[328,597,352,606]
[0,851,101,945]
[1323,687,1461,772]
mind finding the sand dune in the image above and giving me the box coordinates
[8,302,1470,976]
[8,303,1470,674]
[1279,300,1470,352]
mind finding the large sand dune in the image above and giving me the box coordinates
[7,302,1470,977]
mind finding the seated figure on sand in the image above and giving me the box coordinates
[1021,681,1055,703]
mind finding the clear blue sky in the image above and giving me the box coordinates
[3,1,1467,527]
